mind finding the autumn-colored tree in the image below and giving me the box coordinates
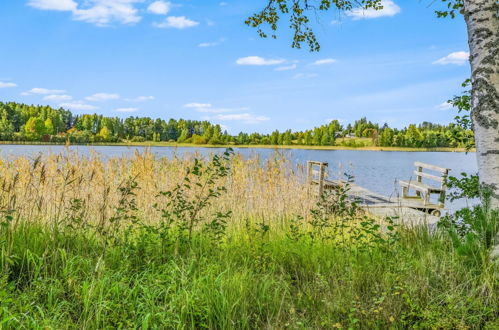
[44,118,54,135]
[24,117,46,140]
[97,126,112,141]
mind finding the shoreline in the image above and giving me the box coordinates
[0,141,474,152]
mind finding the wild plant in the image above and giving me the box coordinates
[101,176,140,246]
[446,172,480,201]
[439,173,498,262]
[308,173,359,242]
[0,207,15,272]
[286,215,304,242]
[60,198,87,232]
[305,173,398,250]
[153,149,234,248]
[203,210,232,244]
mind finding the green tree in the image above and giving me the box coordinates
[320,131,331,146]
[379,127,394,147]
[97,126,112,141]
[270,130,279,145]
[0,116,14,140]
[209,125,223,144]
[304,131,312,145]
[283,130,292,145]
[405,124,424,148]
[44,118,55,135]
[24,117,45,140]
[177,128,189,143]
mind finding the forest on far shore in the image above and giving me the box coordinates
[0,101,474,148]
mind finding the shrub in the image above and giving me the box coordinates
[131,136,146,142]
[191,134,208,145]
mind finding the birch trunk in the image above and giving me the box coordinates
[463,0,499,208]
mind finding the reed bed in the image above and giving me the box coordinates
[0,150,314,227]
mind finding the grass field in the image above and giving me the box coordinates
[0,150,496,328]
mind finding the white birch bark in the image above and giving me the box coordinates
[463,0,499,259]
[463,0,499,208]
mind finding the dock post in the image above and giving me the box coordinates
[318,163,326,196]
[307,161,312,195]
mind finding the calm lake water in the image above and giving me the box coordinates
[0,145,478,212]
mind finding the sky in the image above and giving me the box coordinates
[0,0,471,134]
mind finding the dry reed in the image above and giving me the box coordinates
[0,149,315,226]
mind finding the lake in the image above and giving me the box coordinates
[0,144,478,212]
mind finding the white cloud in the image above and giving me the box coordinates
[115,107,139,112]
[347,0,400,20]
[27,0,77,11]
[147,1,171,15]
[85,93,120,101]
[275,64,297,71]
[184,103,241,113]
[73,0,142,26]
[198,38,225,47]
[184,102,212,109]
[22,87,66,95]
[125,96,155,102]
[312,58,337,65]
[153,16,199,29]
[43,94,73,102]
[433,51,469,65]
[29,0,142,26]
[0,81,17,88]
[293,73,318,79]
[28,0,204,28]
[60,102,98,111]
[236,56,285,66]
[436,102,454,111]
[211,113,270,124]
[199,42,217,47]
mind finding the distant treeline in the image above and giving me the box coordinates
[0,102,473,148]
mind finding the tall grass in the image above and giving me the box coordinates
[0,150,312,226]
[0,150,497,329]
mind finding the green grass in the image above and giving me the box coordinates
[0,220,497,329]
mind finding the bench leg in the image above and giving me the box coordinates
[402,186,408,198]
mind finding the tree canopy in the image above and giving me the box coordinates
[246,0,464,51]
[0,101,473,148]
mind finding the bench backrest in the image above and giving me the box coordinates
[413,162,450,190]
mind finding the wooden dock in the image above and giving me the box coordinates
[334,180,440,226]
[307,161,449,226]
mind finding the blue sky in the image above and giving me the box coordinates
[0,0,470,133]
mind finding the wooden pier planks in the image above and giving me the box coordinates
[307,161,445,226]
[322,179,440,226]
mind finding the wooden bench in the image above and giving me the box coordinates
[399,162,450,210]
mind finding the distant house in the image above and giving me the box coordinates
[344,133,356,138]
